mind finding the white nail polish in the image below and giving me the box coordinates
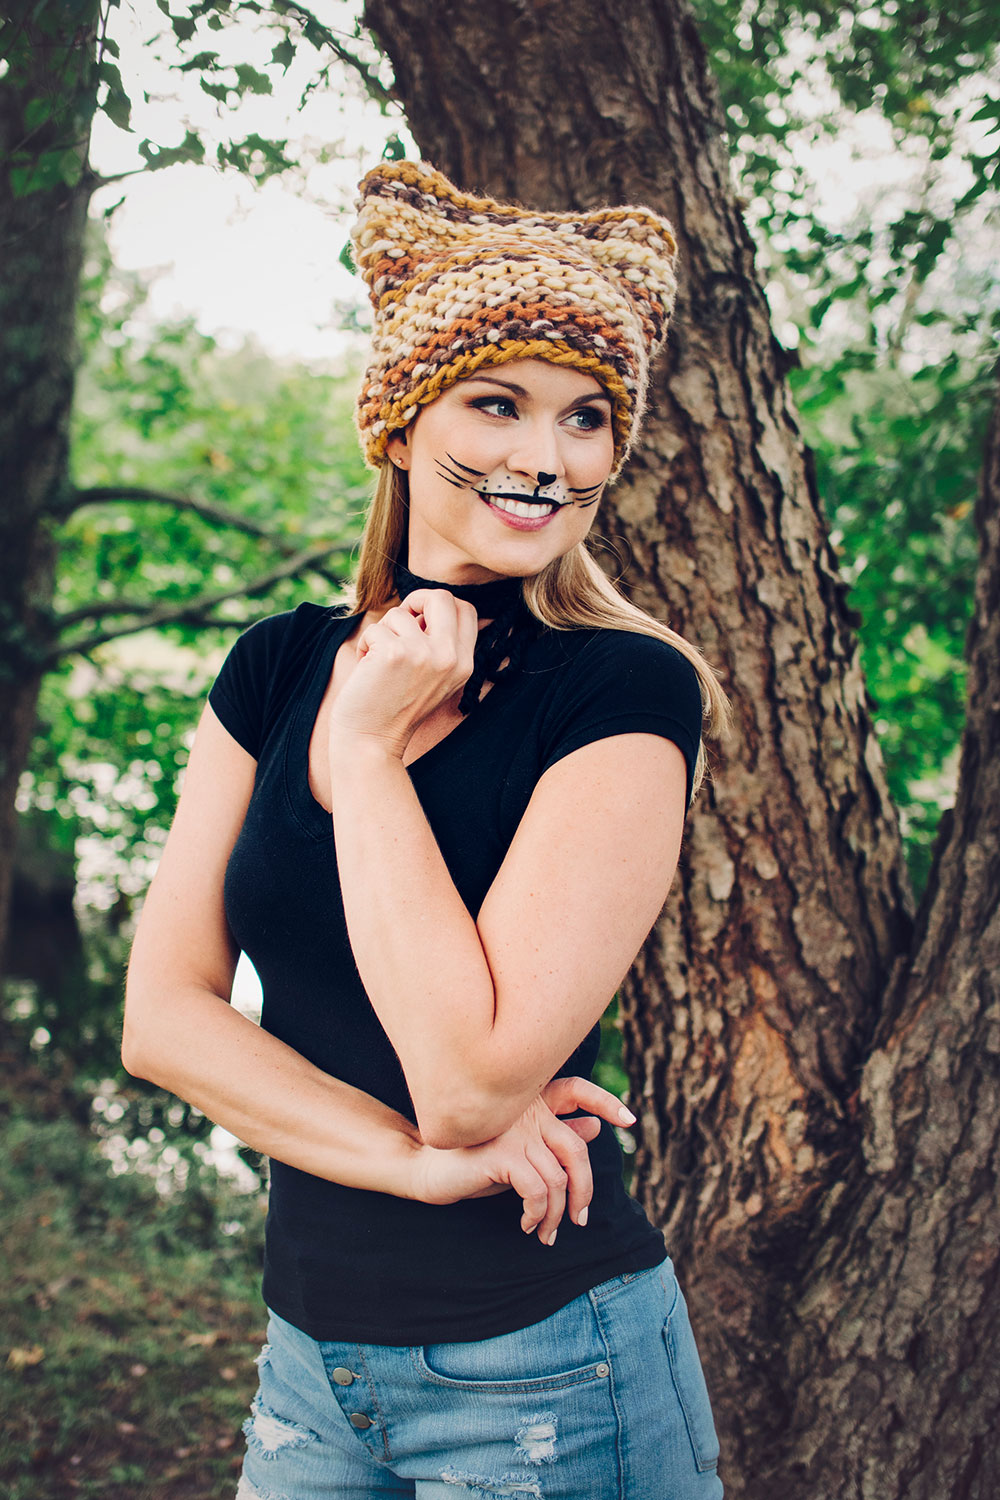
[577,1207,588,1227]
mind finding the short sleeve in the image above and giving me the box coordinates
[539,630,703,805]
[208,612,296,759]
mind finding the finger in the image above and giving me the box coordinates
[505,1159,550,1235]
[455,598,479,665]
[524,1140,568,1246]
[416,591,477,682]
[563,1115,601,1143]
[542,1076,636,1128]
[539,1115,593,1229]
[374,607,428,640]
[355,611,429,665]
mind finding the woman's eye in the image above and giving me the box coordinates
[470,396,518,418]
[566,406,608,431]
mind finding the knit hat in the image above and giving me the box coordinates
[350,160,679,476]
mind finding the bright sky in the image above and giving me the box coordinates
[90,0,407,361]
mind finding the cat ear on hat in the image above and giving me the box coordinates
[561,205,680,356]
[351,160,473,302]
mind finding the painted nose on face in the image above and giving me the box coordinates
[536,471,558,488]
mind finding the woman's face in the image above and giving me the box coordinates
[386,358,615,584]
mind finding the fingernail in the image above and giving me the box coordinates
[577,1207,588,1227]
[618,1105,636,1125]
[545,1230,557,1247]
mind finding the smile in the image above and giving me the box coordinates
[482,493,558,519]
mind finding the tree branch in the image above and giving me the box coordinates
[57,597,155,628]
[59,483,363,555]
[272,0,397,108]
[48,539,351,661]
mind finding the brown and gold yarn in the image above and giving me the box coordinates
[350,160,679,476]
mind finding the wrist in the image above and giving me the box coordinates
[327,724,408,770]
[373,1123,428,1201]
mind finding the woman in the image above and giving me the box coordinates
[123,160,728,1499]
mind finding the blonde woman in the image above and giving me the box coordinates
[124,161,727,1499]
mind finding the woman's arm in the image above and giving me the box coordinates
[327,591,687,1148]
[123,702,626,1237]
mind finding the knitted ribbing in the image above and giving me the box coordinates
[351,161,678,476]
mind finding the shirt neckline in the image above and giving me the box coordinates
[283,609,504,840]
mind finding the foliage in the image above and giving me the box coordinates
[9,232,369,1078]
[692,0,1000,887]
[0,0,393,201]
[792,343,995,889]
[0,1080,265,1499]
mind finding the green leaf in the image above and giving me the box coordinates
[199,78,229,102]
[24,96,54,132]
[170,11,197,42]
[179,50,219,72]
[99,60,132,132]
[233,63,272,96]
[271,37,295,71]
[137,130,205,170]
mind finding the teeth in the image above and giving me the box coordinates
[487,495,555,518]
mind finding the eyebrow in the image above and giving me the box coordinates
[463,375,612,408]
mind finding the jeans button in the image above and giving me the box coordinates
[332,1367,356,1386]
[349,1412,373,1429]
[595,1362,610,1378]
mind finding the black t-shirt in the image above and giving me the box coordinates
[209,602,701,1344]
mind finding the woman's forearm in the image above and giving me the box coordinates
[121,978,424,1195]
[327,735,521,1145]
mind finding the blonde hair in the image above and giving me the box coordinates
[352,463,730,798]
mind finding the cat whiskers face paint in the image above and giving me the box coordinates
[434,454,605,518]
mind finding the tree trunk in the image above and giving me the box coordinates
[772,367,1000,1497]
[0,5,98,992]
[363,0,995,1490]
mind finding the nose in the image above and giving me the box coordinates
[507,425,565,485]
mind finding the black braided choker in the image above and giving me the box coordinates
[392,559,534,714]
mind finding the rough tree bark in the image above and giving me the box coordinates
[775,370,1000,1497]
[363,0,996,1492]
[0,4,99,995]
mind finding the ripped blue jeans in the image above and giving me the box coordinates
[236,1261,723,1499]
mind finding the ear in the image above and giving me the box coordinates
[386,430,410,469]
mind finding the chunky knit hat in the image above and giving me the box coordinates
[351,160,679,476]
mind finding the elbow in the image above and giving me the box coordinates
[120,983,167,1085]
[414,1086,522,1150]
[120,1018,154,1083]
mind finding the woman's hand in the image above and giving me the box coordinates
[329,590,479,759]
[411,1077,637,1246]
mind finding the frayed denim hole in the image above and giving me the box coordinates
[440,1470,543,1497]
[254,1341,273,1372]
[236,1474,293,1500]
[243,1397,317,1460]
[513,1411,558,1464]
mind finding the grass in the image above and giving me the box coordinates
[0,1070,267,1499]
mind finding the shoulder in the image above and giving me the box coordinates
[536,625,701,707]
[532,625,704,803]
[226,601,348,661]
[209,602,352,758]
